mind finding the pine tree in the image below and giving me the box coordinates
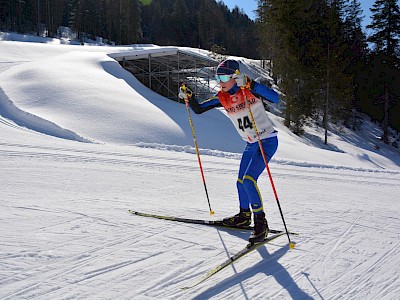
[256,0,327,134]
[319,0,353,143]
[367,0,400,56]
[68,0,83,40]
[364,1,400,142]
[342,0,368,118]
[197,0,226,49]
[256,0,354,139]
[343,0,368,62]
[170,0,191,45]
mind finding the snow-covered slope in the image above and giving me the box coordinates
[0,34,399,299]
[1,33,399,169]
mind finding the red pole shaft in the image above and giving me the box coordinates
[185,97,214,215]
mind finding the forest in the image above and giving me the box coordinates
[1,0,399,141]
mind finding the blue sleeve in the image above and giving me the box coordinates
[252,82,279,103]
[189,94,221,114]
[198,94,221,108]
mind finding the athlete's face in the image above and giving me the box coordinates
[219,77,236,92]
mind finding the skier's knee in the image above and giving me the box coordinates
[242,175,257,189]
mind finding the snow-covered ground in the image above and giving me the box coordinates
[1,33,399,299]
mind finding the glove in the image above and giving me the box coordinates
[178,85,192,100]
[178,88,187,100]
[232,73,248,88]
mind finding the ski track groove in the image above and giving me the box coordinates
[0,117,31,131]
[317,212,363,296]
[1,206,178,299]
[0,148,228,176]
[0,142,397,188]
[323,212,363,265]
[294,213,399,300]
[271,237,399,299]
[0,61,27,73]
[269,211,366,299]
[2,203,209,299]
[2,141,400,177]
[29,258,157,300]
[2,230,163,300]
[329,242,400,300]
[0,208,142,266]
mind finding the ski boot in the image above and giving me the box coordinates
[222,208,251,228]
[249,212,269,244]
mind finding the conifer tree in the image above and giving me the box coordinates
[197,0,226,49]
[320,0,352,143]
[364,0,400,142]
[170,0,191,45]
[367,0,400,56]
[343,0,368,63]
[256,0,354,139]
[342,0,368,118]
[256,0,326,134]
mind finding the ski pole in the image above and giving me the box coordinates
[181,84,215,215]
[236,72,295,249]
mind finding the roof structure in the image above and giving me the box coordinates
[110,47,220,101]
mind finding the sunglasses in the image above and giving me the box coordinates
[215,74,232,83]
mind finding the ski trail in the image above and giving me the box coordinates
[0,61,28,74]
[2,230,163,300]
[326,211,363,258]
[321,211,363,281]
[333,241,400,299]
[275,210,366,299]
[1,140,397,193]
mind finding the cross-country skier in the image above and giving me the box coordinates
[178,59,280,243]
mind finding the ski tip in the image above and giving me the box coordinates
[289,242,296,250]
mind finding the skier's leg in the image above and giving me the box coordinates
[243,137,278,243]
[242,137,278,213]
[236,142,254,210]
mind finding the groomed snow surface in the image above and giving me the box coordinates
[1,33,399,299]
